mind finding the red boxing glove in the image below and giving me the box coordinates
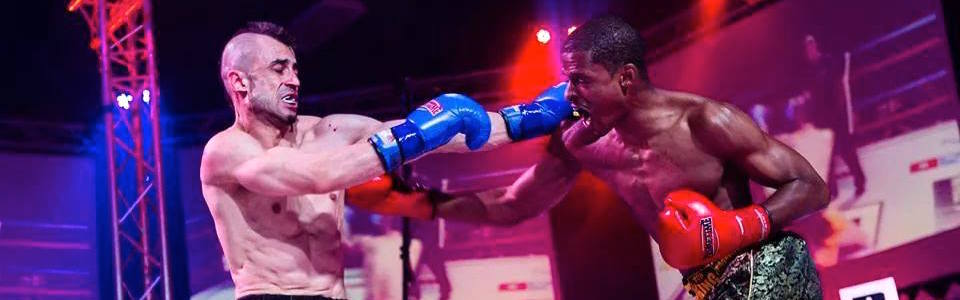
[346,175,435,220]
[656,189,771,270]
[346,175,394,204]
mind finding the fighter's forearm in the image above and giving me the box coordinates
[438,158,580,226]
[235,142,386,197]
[437,191,552,227]
[437,185,571,226]
[761,174,829,231]
[435,193,506,224]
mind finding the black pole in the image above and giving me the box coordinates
[940,0,960,106]
[401,200,413,300]
[398,76,414,300]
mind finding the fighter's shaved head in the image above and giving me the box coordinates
[220,33,259,79]
[219,22,300,126]
[219,22,295,99]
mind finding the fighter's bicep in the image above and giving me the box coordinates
[691,102,807,187]
[365,119,404,137]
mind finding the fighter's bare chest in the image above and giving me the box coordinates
[569,129,724,207]
[246,128,357,236]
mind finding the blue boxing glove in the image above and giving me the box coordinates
[369,94,491,172]
[499,82,575,141]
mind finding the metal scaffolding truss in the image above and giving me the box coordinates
[68,0,170,299]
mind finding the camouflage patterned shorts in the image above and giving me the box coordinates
[683,232,823,300]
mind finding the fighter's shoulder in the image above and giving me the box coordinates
[687,99,753,132]
[323,114,381,127]
[203,129,243,159]
[305,114,382,134]
[686,100,765,155]
[295,115,325,129]
[200,128,260,183]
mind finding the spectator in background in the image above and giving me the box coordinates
[800,34,867,198]
[410,219,452,300]
[347,215,422,300]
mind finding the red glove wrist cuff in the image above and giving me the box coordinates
[744,204,772,244]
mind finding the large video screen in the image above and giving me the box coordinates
[647,0,960,298]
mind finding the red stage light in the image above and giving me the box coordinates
[67,0,83,12]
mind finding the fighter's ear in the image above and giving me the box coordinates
[619,64,639,94]
[227,70,250,94]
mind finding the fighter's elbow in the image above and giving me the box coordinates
[808,177,830,210]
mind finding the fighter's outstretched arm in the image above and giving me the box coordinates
[201,94,505,197]
[437,131,582,226]
[200,128,389,197]
[205,80,574,198]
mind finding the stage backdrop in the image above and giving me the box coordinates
[0,152,100,299]
[644,0,960,299]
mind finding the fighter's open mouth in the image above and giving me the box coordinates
[281,94,297,104]
[571,101,590,120]
[573,107,589,121]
